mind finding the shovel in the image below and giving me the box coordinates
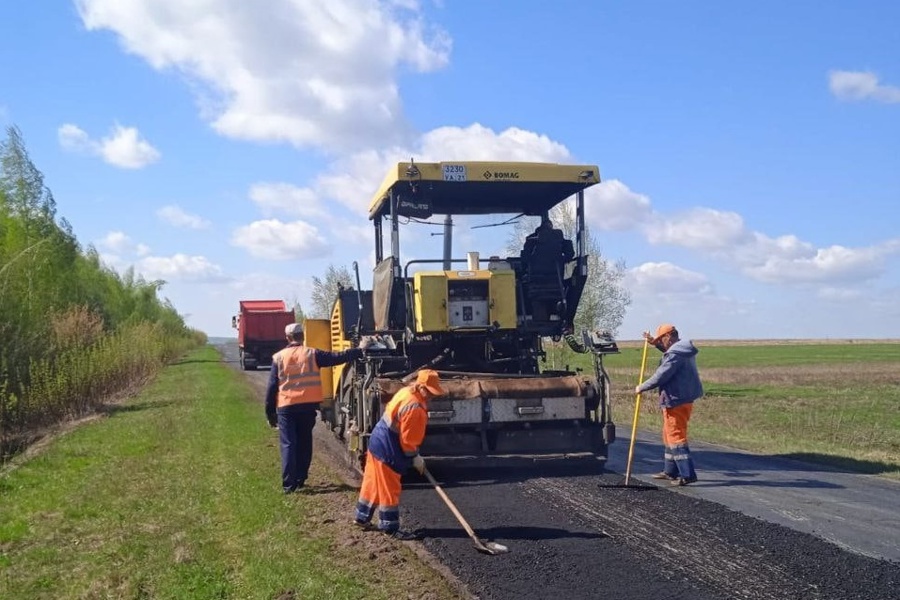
[624,336,650,486]
[422,467,509,555]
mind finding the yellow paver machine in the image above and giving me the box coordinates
[307,160,619,469]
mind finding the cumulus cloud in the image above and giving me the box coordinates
[230,271,311,297]
[743,241,900,284]
[58,123,93,152]
[97,231,150,255]
[97,230,134,253]
[100,125,161,168]
[417,124,570,163]
[646,207,750,251]
[231,219,330,260]
[249,183,323,218]
[585,180,653,231]
[58,122,160,169]
[238,117,900,290]
[313,123,578,216]
[648,211,900,285]
[75,0,451,151]
[627,262,713,295]
[157,205,211,229]
[137,253,228,282]
[829,70,900,103]
[243,122,579,236]
[602,182,900,286]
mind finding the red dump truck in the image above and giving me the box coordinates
[232,300,295,371]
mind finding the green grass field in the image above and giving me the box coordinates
[0,346,458,600]
[596,342,900,476]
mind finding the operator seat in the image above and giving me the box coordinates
[519,225,572,322]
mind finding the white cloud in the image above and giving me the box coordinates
[98,230,133,253]
[829,70,900,104]
[231,219,330,260]
[137,253,227,282]
[75,0,451,151]
[58,123,93,152]
[733,232,813,269]
[96,231,153,270]
[100,124,161,168]
[586,179,900,287]
[58,122,160,169]
[585,179,653,232]
[241,119,900,291]
[627,262,713,295]
[314,123,578,216]
[157,205,211,229]
[249,183,323,218]
[743,240,900,284]
[235,123,578,238]
[417,124,570,162]
[646,207,750,251]
[229,271,312,298]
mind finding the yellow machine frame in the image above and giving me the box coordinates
[413,269,516,333]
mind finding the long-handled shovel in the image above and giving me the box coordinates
[422,467,509,555]
[624,336,651,486]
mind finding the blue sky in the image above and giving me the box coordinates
[1,1,898,339]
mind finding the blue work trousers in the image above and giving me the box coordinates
[278,409,317,493]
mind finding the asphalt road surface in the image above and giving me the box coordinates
[218,343,899,600]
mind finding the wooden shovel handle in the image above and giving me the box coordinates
[423,468,479,540]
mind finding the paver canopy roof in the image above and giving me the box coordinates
[367,161,600,220]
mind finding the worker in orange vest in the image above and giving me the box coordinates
[354,369,446,540]
[266,323,367,494]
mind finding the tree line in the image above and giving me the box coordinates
[0,126,204,460]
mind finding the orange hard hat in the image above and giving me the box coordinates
[416,369,446,396]
[650,323,676,344]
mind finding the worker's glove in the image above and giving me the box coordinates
[412,455,426,475]
[358,337,373,351]
[266,412,277,428]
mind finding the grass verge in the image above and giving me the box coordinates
[600,342,900,477]
[0,346,459,599]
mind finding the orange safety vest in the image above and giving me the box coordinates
[378,387,428,455]
[273,345,323,408]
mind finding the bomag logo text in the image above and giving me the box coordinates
[483,171,520,180]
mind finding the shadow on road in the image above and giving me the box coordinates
[777,452,899,477]
[422,525,606,542]
[619,438,900,479]
[410,460,607,489]
[693,477,844,489]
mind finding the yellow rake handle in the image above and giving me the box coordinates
[624,336,650,486]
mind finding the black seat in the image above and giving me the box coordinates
[520,226,569,321]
